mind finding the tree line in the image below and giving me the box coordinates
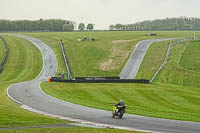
[0,19,75,32]
[0,19,95,32]
[109,17,200,31]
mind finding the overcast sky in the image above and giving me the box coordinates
[0,0,199,29]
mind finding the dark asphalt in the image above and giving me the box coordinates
[7,35,200,133]
[120,39,173,79]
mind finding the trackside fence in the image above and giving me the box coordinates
[150,37,200,82]
[0,36,9,73]
[60,40,73,79]
[75,76,120,80]
[50,78,149,84]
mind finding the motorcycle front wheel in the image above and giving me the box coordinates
[119,113,123,119]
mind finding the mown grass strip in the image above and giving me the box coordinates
[41,82,200,122]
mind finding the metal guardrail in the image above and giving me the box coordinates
[150,37,200,82]
[0,36,9,73]
[60,40,73,79]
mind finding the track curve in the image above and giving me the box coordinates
[7,35,200,133]
[120,39,173,79]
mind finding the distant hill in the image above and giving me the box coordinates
[109,17,200,30]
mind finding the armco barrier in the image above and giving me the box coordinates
[150,42,173,82]
[60,40,73,79]
[0,36,9,73]
[50,78,149,84]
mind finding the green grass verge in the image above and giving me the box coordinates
[41,82,200,122]
[180,40,200,73]
[137,39,200,87]
[155,40,200,87]
[0,37,5,63]
[0,127,142,133]
[0,35,67,128]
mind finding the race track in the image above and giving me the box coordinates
[120,39,172,79]
[7,35,200,133]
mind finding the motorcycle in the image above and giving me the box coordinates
[112,105,125,119]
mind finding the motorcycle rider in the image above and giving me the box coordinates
[115,99,126,112]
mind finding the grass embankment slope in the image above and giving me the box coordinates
[25,31,198,77]
[38,31,200,122]
[0,35,140,133]
[0,38,5,63]
[42,81,200,122]
[24,31,160,77]
[156,40,200,87]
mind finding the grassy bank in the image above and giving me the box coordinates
[137,39,200,87]
[155,40,200,87]
[24,32,149,77]
[180,40,200,73]
[24,31,199,77]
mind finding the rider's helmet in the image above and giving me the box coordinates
[120,99,124,103]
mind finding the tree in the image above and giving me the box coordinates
[86,24,94,31]
[109,25,115,30]
[62,23,74,31]
[115,24,123,30]
[78,23,85,31]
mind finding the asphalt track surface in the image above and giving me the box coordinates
[120,39,173,79]
[7,35,200,133]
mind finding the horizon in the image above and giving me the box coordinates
[0,16,198,30]
[1,0,200,30]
